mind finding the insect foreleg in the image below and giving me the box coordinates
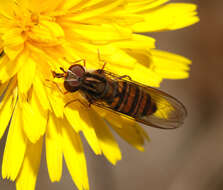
[118,75,132,80]
[85,94,98,107]
[63,58,86,67]
[72,59,86,67]
[45,79,68,95]
[64,99,88,108]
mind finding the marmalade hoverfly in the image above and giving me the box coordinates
[53,63,187,129]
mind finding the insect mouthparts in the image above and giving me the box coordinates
[52,71,64,78]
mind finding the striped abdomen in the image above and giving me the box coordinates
[106,81,157,117]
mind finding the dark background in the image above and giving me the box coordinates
[1,0,223,189]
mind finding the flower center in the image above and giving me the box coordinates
[14,9,39,35]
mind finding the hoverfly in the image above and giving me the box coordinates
[53,62,187,129]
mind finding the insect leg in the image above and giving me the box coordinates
[52,71,64,78]
[63,58,86,67]
[97,49,107,71]
[45,79,68,95]
[84,94,98,107]
[72,59,86,67]
[118,75,132,80]
[64,99,88,108]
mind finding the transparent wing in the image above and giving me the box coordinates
[137,86,187,129]
[91,70,187,129]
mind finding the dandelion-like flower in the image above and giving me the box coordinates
[0,0,199,190]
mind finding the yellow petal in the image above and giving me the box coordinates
[47,88,65,118]
[0,78,16,109]
[87,108,121,165]
[59,0,82,10]
[151,49,191,66]
[21,89,47,143]
[96,107,150,149]
[0,56,11,82]
[81,125,102,155]
[0,54,23,83]
[78,0,113,10]
[64,103,82,133]
[18,56,36,94]
[132,3,199,32]
[155,69,189,79]
[99,109,123,128]
[99,47,162,87]
[111,120,145,152]
[151,49,191,79]
[62,121,89,190]
[21,102,46,143]
[92,43,137,69]
[100,108,147,151]
[70,0,124,21]
[2,28,24,60]
[134,124,150,142]
[109,63,162,87]
[112,34,155,49]
[29,20,64,45]
[0,90,16,140]
[4,48,28,82]
[0,81,8,99]
[126,0,169,13]
[2,104,27,181]
[72,24,131,44]
[78,106,102,155]
[0,80,17,140]
[46,113,62,182]
[64,100,101,155]
[25,0,63,12]
[100,112,144,151]
[2,29,24,47]
[20,0,62,12]
[0,0,14,18]
[26,43,62,70]
[16,137,43,190]
[60,41,136,71]
[4,44,24,61]
[33,76,50,111]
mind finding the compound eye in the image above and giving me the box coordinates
[64,64,85,92]
[64,80,79,92]
[68,64,85,78]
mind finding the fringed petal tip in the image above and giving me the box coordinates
[132,3,199,32]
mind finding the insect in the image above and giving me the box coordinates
[52,62,187,129]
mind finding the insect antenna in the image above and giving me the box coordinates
[60,67,66,73]
[52,67,68,79]
[52,70,65,78]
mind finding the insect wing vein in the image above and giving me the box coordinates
[92,70,187,129]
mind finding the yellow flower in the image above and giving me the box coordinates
[0,0,199,190]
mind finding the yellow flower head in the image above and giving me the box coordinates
[0,0,199,190]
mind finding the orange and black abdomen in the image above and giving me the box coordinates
[107,81,157,117]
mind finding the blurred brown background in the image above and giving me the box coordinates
[1,0,223,190]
